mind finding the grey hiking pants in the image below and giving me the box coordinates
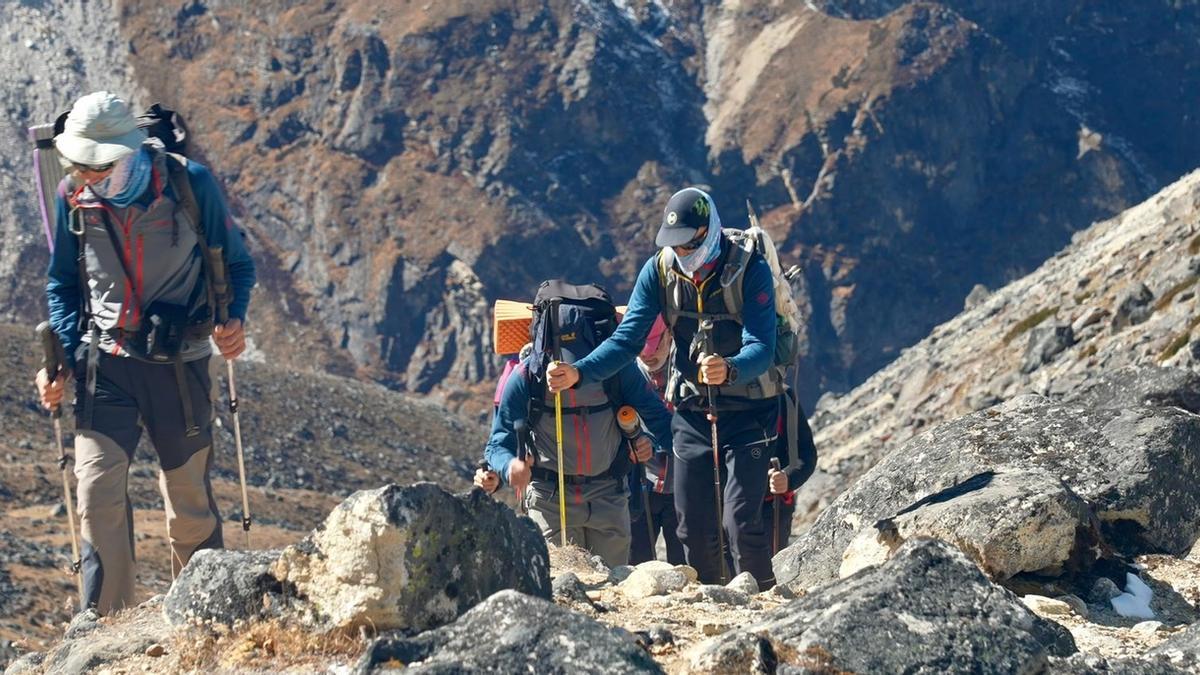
[525,476,631,567]
[72,352,222,614]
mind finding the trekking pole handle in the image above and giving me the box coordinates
[770,458,781,472]
[37,322,68,419]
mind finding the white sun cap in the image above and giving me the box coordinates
[54,91,147,166]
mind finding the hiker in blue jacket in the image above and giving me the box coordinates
[484,330,674,567]
[548,187,781,587]
[35,92,255,614]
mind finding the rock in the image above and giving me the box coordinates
[1063,366,1200,414]
[965,284,991,310]
[837,469,1094,581]
[1112,283,1156,331]
[1133,620,1165,637]
[1056,594,1089,619]
[690,540,1075,674]
[357,590,662,674]
[775,399,1200,590]
[48,503,66,518]
[1022,595,1073,616]
[620,565,691,599]
[608,565,635,583]
[551,572,593,606]
[2,652,44,675]
[699,622,728,636]
[726,571,759,596]
[164,549,285,628]
[63,609,101,640]
[1089,577,1123,604]
[1049,652,1187,674]
[272,484,550,632]
[144,644,164,658]
[1149,621,1200,670]
[695,585,751,606]
[1021,323,1075,373]
[43,609,170,675]
[1071,307,1109,334]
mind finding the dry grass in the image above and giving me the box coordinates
[173,620,366,673]
[1158,314,1200,362]
[1002,307,1058,345]
[1153,275,1199,312]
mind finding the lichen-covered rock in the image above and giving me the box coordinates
[1148,621,1200,671]
[163,549,286,627]
[689,539,1075,674]
[776,397,1200,590]
[272,484,549,632]
[837,468,1094,580]
[356,590,663,674]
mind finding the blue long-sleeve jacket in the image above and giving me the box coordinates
[572,241,776,388]
[46,158,256,363]
[484,359,674,485]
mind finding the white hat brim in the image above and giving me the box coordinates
[55,127,146,166]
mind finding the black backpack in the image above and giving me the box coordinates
[523,280,631,478]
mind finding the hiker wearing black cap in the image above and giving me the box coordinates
[34,92,255,614]
[483,282,674,566]
[549,187,783,587]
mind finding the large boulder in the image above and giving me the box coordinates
[163,549,286,627]
[686,539,1074,674]
[356,590,663,674]
[837,468,1095,580]
[272,484,550,632]
[775,396,1200,590]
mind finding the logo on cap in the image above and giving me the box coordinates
[693,197,711,219]
[667,211,678,226]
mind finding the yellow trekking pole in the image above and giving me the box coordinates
[550,299,568,547]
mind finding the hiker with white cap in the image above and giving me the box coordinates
[34,91,256,614]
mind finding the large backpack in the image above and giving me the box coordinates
[523,280,631,478]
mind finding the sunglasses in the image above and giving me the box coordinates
[71,161,116,174]
[673,226,709,252]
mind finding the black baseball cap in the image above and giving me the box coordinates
[655,187,714,247]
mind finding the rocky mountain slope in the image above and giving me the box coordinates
[4,1,1200,412]
[801,168,1200,523]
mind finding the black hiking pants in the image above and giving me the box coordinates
[672,399,777,587]
[629,490,686,565]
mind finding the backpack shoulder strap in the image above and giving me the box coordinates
[719,229,757,319]
[164,153,202,235]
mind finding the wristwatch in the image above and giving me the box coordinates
[723,358,738,385]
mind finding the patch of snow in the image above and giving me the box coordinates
[1110,573,1155,620]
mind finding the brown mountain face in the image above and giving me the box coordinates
[2,1,1197,411]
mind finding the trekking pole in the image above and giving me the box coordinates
[618,406,656,555]
[211,260,252,550]
[770,457,782,556]
[550,300,568,548]
[36,322,82,604]
[700,319,730,583]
